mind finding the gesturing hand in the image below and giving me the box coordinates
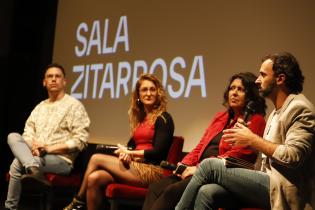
[223,120,256,146]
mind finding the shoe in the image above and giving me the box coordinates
[25,166,40,174]
[21,166,51,189]
[63,197,86,210]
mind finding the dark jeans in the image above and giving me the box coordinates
[142,175,191,210]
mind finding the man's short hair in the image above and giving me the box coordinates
[44,63,66,77]
[262,52,304,94]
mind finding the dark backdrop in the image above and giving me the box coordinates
[0,0,58,189]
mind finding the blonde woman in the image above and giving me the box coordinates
[64,74,174,210]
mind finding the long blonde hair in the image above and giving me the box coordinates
[128,73,167,134]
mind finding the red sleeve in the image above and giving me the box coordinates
[181,112,227,166]
[181,126,211,165]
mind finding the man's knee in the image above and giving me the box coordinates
[7,132,21,145]
[197,184,230,208]
[198,185,215,201]
[199,158,224,172]
[196,184,221,208]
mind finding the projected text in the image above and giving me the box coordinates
[72,16,207,99]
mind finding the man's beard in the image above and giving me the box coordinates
[260,79,277,97]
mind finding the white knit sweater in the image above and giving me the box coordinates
[22,94,90,164]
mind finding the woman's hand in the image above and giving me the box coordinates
[176,166,197,179]
[118,152,132,164]
[115,144,133,166]
[114,143,129,155]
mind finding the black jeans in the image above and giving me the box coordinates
[142,175,192,210]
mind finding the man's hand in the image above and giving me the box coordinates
[224,118,278,157]
[235,118,251,127]
[32,146,47,157]
[37,146,47,156]
[31,139,45,156]
[31,148,41,156]
[223,120,256,146]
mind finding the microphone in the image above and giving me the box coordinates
[243,101,255,123]
[160,160,177,170]
[96,145,133,150]
[96,145,133,154]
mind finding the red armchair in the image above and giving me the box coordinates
[105,136,184,210]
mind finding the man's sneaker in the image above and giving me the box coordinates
[63,197,86,210]
[25,166,40,175]
[21,166,51,189]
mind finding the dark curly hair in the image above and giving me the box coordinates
[223,72,266,118]
[261,52,304,94]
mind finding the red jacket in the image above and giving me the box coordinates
[181,111,266,166]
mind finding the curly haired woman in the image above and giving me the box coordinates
[64,73,174,210]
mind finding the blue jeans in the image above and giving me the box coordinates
[5,133,72,210]
[175,158,270,210]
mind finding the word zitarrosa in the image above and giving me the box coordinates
[72,16,206,99]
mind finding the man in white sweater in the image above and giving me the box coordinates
[5,63,90,210]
